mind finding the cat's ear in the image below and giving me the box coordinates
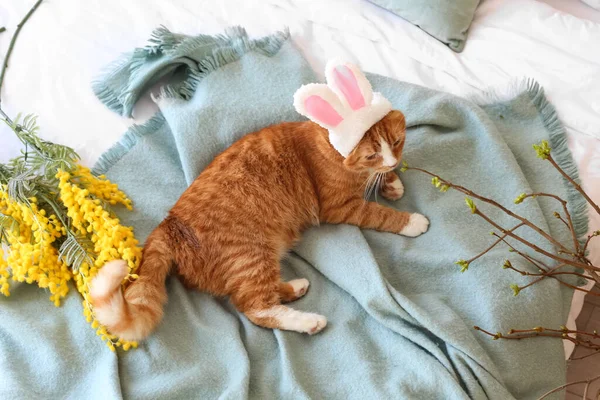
[325,60,373,111]
[293,84,347,130]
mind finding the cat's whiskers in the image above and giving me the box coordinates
[373,173,384,204]
[372,173,383,200]
[375,172,385,203]
[360,171,378,189]
[364,172,384,201]
[363,173,377,201]
[361,171,379,200]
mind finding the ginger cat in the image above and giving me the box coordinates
[90,110,429,341]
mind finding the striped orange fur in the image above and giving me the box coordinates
[90,110,429,340]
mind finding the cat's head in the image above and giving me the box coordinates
[343,110,406,173]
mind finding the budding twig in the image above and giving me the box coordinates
[474,326,600,350]
[569,350,600,361]
[547,155,600,217]
[465,223,525,265]
[494,234,550,271]
[407,166,572,255]
[474,208,598,272]
[0,0,45,106]
[583,232,600,255]
[537,373,600,400]
[405,139,600,398]
[496,236,599,295]
[554,212,570,231]
[521,192,580,254]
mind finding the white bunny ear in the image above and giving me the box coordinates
[293,59,392,158]
[293,83,348,130]
[325,59,373,111]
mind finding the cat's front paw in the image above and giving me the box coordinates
[399,213,429,237]
[381,175,404,201]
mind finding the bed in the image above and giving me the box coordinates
[1,0,599,394]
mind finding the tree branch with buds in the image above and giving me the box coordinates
[401,139,600,399]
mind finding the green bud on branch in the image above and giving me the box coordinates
[533,140,551,160]
[514,193,527,204]
[465,197,476,214]
[455,259,470,273]
[510,284,521,296]
[400,160,409,173]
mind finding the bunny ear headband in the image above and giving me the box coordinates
[293,60,392,157]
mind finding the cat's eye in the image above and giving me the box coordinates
[393,139,402,147]
[366,153,378,160]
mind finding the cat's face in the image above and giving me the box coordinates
[343,110,406,174]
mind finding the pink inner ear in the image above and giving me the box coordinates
[305,95,343,127]
[332,65,365,110]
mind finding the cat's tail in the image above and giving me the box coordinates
[90,225,172,341]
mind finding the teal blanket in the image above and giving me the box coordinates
[0,27,587,400]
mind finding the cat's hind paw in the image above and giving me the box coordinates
[289,278,310,298]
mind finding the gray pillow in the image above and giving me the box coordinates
[368,0,481,52]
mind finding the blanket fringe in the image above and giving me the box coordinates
[471,79,589,247]
[162,27,290,101]
[144,25,189,56]
[526,81,589,248]
[92,26,290,116]
[92,113,166,176]
[91,55,136,116]
[92,26,290,175]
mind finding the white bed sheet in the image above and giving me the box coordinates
[1,0,599,359]
[539,0,600,22]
